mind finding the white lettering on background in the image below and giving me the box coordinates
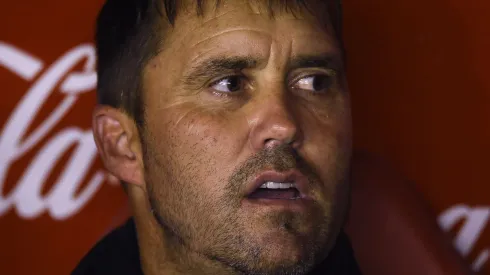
[439,204,490,271]
[0,42,105,220]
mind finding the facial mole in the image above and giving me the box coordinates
[148,59,159,69]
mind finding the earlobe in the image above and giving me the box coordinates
[92,106,144,186]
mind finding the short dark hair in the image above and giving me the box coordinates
[95,0,342,127]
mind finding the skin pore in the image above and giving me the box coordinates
[93,1,352,274]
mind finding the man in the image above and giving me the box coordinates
[74,0,361,274]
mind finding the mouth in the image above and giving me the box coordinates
[248,182,301,199]
[245,170,310,201]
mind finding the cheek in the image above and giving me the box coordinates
[301,119,351,224]
[145,104,241,192]
[301,101,352,182]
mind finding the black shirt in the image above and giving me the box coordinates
[72,219,362,275]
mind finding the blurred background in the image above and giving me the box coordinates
[0,0,488,274]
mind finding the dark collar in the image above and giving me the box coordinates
[72,219,362,275]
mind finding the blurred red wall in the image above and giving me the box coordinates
[0,0,488,274]
[344,0,489,273]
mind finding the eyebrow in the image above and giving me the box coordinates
[288,54,338,71]
[183,56,262,88]
[182,54,339,88]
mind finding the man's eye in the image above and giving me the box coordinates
[210,76,243,93]
[293,75,333,93]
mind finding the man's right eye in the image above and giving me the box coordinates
[210,76,243,93]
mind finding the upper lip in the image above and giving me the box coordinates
[245,169,311,199]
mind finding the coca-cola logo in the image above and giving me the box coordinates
[439,204,489,272]
[0,42,116,220]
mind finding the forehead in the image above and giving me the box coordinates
[160,0,338,55]
[143,0,341,93]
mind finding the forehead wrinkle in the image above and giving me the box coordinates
[200,8,237,24]
[189,28,271,48]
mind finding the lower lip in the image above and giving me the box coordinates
[242,197,313,212]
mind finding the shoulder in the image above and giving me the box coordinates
[71,219,142,275]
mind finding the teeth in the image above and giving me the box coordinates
[279,182,293,189]
[259,182,295,189]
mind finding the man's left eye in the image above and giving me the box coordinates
[293,75,333,93]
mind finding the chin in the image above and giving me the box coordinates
[248,251,315,275]
[263,235,311,260]
[207,228,321,275]
[248,232,319,274]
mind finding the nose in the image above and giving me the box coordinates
[248,94,303,151]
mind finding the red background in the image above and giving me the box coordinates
[0,0,488,274]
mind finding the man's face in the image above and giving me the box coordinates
[141,1,351,274]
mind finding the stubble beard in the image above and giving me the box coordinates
[145,145,340,275]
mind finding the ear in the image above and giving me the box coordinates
[92,105,144,187]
